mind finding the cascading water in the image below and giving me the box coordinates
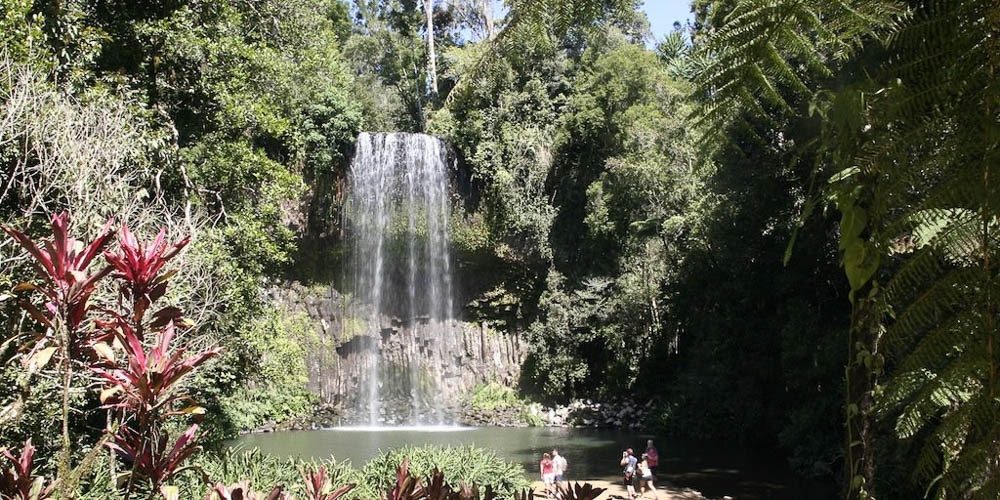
[346,132,455,426]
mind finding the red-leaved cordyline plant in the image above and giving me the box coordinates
[554,482,607,500]
[3,215,219,499]
[2,212,115,497]
[1,212,114,342]
[103,225,189,339]
[301,467,356,500]
[385,464,547,500]
[384,460,425,500]
[94,224,219,499]
[422,469,452,500]
[0,439,55,500]
[395,466,510,500]
[105,424,206,491]
[94,320,219,496]
[206,482,286,500]
[94,322,220,417]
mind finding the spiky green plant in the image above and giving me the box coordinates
[362,446,528,498]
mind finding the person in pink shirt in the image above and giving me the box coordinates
[540,452,556,497]
[645,439,660,478]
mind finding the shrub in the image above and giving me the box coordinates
[83,445,533,500]
[362,446,529,498]
[83,448,367,499]
[2,214,217,499]
[469,383,522,412]
[189,449,366,499]
[469,383,542,427]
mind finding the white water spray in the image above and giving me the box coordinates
[347,132,455,426]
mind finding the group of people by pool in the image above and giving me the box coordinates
[538,449,568,496]
[619,440,661,499]
[538,439,661,499]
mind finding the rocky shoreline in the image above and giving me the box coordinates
[250,399,658,433]
[462,399,657,429]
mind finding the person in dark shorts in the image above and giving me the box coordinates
[619,448,639,499]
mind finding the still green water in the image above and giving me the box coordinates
[231,426,833,499]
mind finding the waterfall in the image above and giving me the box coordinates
[346,132,455,426]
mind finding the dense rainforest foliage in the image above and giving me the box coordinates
[1,0,997,499]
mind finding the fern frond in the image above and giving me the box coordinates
[694,0,904,145]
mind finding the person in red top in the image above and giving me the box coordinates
[540,452,556,497]
[645,439,660,478]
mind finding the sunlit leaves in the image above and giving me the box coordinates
[693,0,904,143]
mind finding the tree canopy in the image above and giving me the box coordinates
[2,1,997,498]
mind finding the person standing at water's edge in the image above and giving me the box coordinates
[540,452,556,497]
[620,448,639,499]
[645,439,659,478]
[639,453,660,499]
[552,448,567,486]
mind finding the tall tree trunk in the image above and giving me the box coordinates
[424,0,438,97]
[834,188,883,500]
[480,0,495,39]
[845,294,881,500]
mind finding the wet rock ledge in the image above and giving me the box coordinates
[461,399,658,430]
[250,398,658,433]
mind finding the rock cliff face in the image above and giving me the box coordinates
[269,282,526,424]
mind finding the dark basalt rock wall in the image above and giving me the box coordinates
[268,281,526,424]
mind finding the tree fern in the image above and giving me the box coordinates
[694,0,901,140]
[695,0,999,498]
[863,1,1000,497]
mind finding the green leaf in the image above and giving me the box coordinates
[840,205,867,243]
[843,241,879,291]
[29,346,57,372]
[829,166,860,183]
